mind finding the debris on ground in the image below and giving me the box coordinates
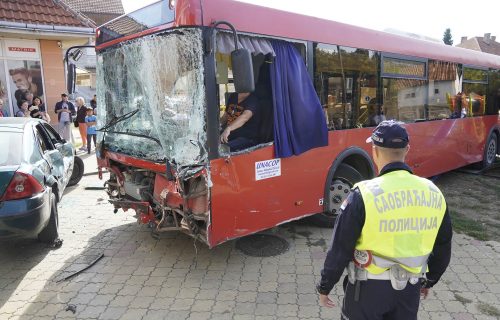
[65,304,77,314]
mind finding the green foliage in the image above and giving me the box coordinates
[449,210,489,241]
[443,28,453,45]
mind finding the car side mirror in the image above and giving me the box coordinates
[231,48,255,93]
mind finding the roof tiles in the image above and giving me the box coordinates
[62,0,123,15]
[457,37,500,57]
[0,0,92,28]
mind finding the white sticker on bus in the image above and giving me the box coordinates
[255,159,281,181]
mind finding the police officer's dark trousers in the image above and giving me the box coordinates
[341,276,421,320]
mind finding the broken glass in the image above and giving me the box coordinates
[96,29,206,166]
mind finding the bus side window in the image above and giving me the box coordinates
[428,60,459,120]
[314,43,379,129]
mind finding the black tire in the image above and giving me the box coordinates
[309,163,363,228]
[481,134,498,169]
[68,156,84,187]
[38,194,59,243]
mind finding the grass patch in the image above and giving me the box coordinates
[454,293,472,304]
[477,302,500,317]
[449,211,490,241]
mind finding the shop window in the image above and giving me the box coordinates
[314,44,379,129]
[7,60,44,109]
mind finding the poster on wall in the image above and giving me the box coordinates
[0,62,11,116]
[7,60,44,110]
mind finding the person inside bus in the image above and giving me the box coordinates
[367,98,386,127]
[220,91,261,151]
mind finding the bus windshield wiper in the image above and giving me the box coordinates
[103,130,162,146]
[98,109,139,132]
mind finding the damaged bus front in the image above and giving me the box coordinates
[95,28,212,243]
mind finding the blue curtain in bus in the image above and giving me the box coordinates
[270,40,328,158]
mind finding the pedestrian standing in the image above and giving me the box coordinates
[32,96,50,122]
[90,94,97,113]
[54,93,76,142]
[16,100,29,117]
[75,97,88,151]
[317,120,452,320]
[85,107,97,154]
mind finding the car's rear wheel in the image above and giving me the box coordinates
[308,163,363,228]
[68,156,84,187]
[38,194,59,243]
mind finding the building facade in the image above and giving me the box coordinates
[0,0,95,122]
[457,33,500,57]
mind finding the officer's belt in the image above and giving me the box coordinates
[347,262,421,290]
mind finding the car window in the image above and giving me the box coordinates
[42,123,63,144]
[35,125,55,151]
[0,131,22,166]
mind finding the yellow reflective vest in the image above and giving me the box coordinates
[354,170,446,275]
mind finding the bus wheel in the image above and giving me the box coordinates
[309,163,363,228]
[482,134,498,169]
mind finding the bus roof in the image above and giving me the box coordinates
[97,0,500,69]
[199,0,500,69]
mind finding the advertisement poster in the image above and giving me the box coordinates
[7,60,44,109]
[0,62,10,116]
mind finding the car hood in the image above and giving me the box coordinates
[0,166,19,198]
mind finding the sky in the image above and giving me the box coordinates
[121,0,499,43]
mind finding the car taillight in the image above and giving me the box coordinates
[1,172,44,201]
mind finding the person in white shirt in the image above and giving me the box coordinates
[54,93,76,141]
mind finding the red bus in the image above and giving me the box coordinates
[92,0,500,247]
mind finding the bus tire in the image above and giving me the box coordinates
[481,133,498,169]
[309,163,363,228]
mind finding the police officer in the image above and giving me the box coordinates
[317,120,452,320]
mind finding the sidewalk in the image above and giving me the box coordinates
[71,126,99,175]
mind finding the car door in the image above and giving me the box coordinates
[40,123,74,190]
[31,125,53,187]
[34,124,65,189]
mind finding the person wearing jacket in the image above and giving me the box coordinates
[54,93,76,142]
[317,120,452,320]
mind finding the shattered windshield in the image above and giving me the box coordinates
[96,29,206,165]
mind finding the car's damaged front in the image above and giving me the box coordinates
[96,28,212,244]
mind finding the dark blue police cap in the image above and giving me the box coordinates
[366,120,409,148]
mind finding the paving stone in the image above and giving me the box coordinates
[99,306,127,320]
[120,308,148,320]
[78,305,106,319]
[0,167,497,320]
[187,312,211,320]
[254,303,277,316]
[129,296,155,309]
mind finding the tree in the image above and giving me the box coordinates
[443,28,453,45]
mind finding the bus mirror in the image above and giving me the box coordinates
[67,63,76,94]
[231,48,255,93]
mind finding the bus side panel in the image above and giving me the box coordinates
[208,129,373,247]
[208,116,498,247]
[407,116,499,177]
